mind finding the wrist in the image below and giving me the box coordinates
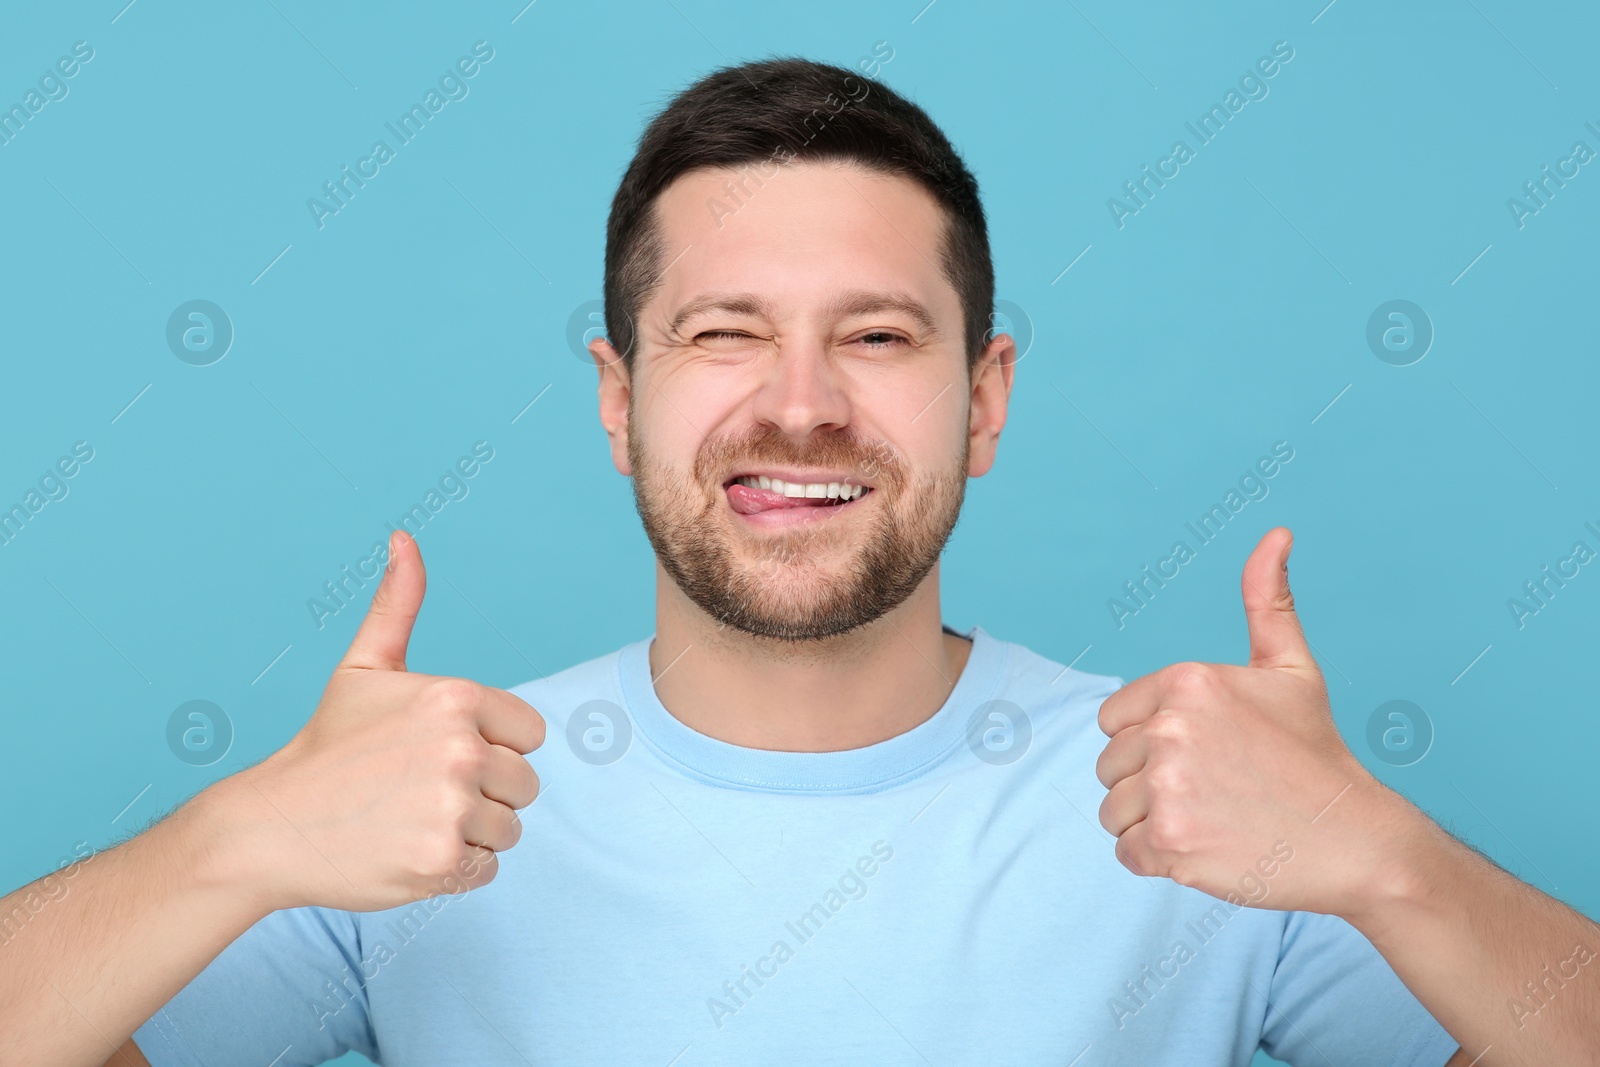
[178,770,300,917]
[1333,781,1456,936]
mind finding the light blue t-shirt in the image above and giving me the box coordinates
[134,624,1460,1066]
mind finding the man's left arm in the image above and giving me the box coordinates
[1094,527,1600,1067]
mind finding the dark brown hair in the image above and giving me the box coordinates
[601,55,993,375]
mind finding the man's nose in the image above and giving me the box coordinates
[748,334,851,438]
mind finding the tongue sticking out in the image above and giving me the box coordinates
[727,482,855,516]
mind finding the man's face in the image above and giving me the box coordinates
[594,159,1009,643]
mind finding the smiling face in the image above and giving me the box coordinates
[592,159,1012,643]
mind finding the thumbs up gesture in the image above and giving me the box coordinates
[1094,527,1403,916]
[219,530,546,913]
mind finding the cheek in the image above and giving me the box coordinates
[633,373,742,461]
[861,375,965,458]
[648,355,750,417]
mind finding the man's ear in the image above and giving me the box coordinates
[967,330,1015,478]
[590,336,632,476]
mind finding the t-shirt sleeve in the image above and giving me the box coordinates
[1257,910,1459,1067]
[132,905,380,1067]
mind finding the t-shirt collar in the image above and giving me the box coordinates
[614,622,1007,794]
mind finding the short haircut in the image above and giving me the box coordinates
[601,56,994,376]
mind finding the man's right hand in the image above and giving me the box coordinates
[219,529,545,913]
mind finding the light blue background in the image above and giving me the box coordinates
[2,2,1595,1064]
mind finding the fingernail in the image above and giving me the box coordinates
[386,532,399,574]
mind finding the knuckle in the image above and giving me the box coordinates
[1145,806,1188,852]
[437,786,476,833]
[1145,709,1191,747]
[1145,760,1190,805]
[429,677,481,716]
[440,734,486,778]
[1165,661,1215,699]
[415,835,463,882]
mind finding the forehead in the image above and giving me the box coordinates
[646,159,959,325]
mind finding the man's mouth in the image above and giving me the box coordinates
[723,473,876,516]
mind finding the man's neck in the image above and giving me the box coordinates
[647,560,973,752]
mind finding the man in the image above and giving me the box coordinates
[1,57,1595,1066]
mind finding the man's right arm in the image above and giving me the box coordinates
[0,778,276,1066]
[0,530,545,1067]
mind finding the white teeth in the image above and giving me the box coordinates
[734,476,869,501]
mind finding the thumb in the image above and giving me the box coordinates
[1241,526,1316,674]
[339,530,426,672]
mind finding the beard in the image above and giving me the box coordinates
[627,411,968,643]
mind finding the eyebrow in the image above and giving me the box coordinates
[667,290,940,337]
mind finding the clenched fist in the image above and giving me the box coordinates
[1094,527,1411,918]
[216,529,546,913]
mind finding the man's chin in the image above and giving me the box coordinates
[713,603,874,643]
[737,566,851,600]
[721,573,864,622]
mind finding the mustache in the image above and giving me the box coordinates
[695,428,902,491]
